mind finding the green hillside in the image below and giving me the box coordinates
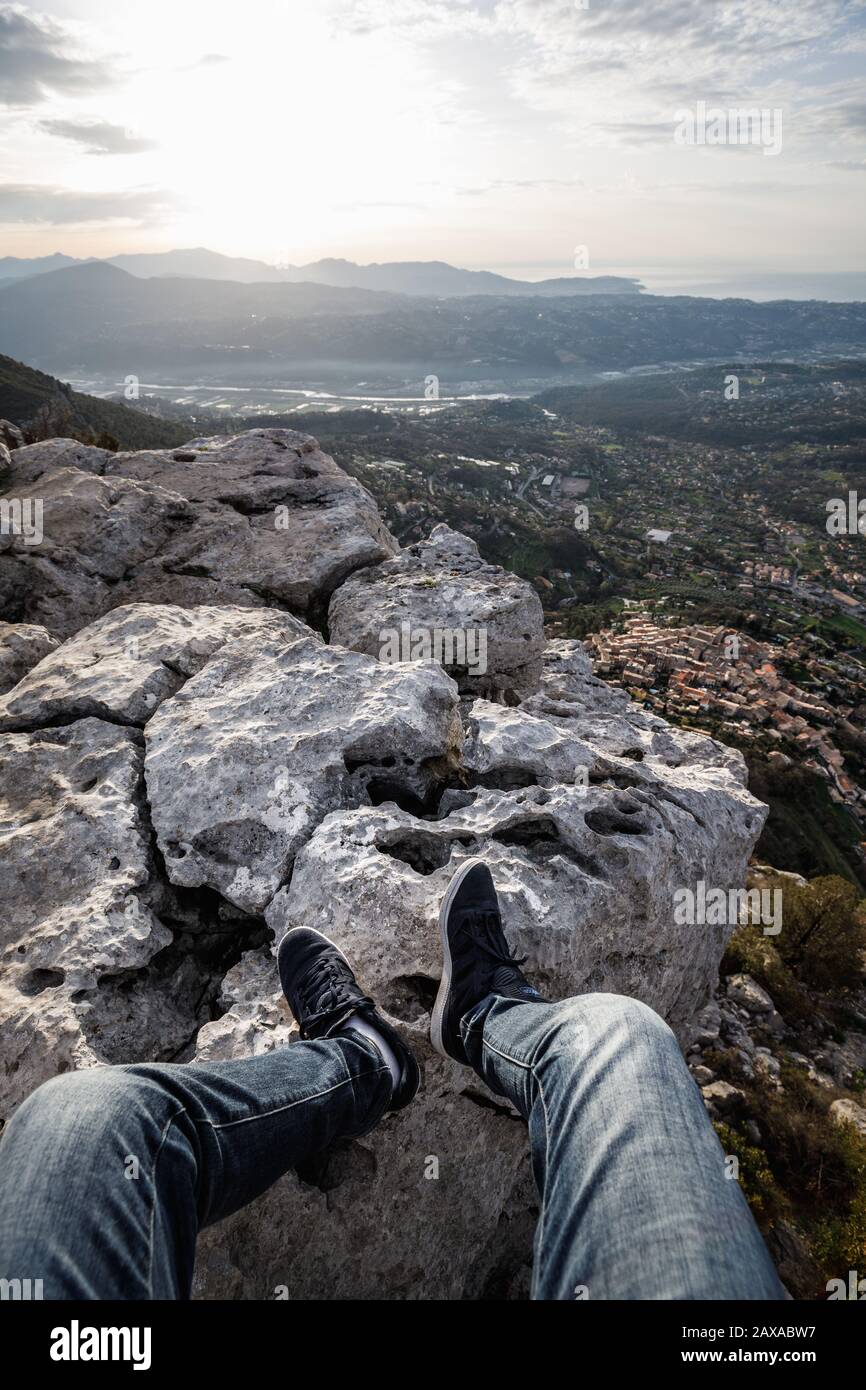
[0,352,192,451]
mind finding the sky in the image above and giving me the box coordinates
[1,0,865,278]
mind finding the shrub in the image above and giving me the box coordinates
[722,873,866,1009]
[774,875,866,991]
[713,1121,787,1225]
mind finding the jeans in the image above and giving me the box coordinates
[0,992,784,1300]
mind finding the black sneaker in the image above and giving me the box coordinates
[278,927,420,1111]
[431,858,545,1064]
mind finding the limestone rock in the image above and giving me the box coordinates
[727,973,775,1015]
[690,1065,716,1086]
[829,1097,866,1139]
[0,429,398,637]
[328,523,545,699]
[522,637,633,718]
[0,603,314,730]
[266,732,764,1031]
[0,620,59,695]
[0,466,191,637]
[754,1051,782,1086]
[0,419,25,450]
[0,718,171,1118]
[690,999,722,1048]
[523,642,748,782]
[194,947,294,1062]
[701,1080,745,1113]
[145,636,463,913]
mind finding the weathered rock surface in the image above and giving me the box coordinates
[0,429,776,1299]
[145,636,463,913]
[0,602,314,730]
[328,523,544,698]
[0,466,192,637]
[267,749,763,1029]
[194,947,295,1062]
[0,429,398,637]
[0,418,25,451]
[0,620,59,695]
[0,718,170,1116]
[829,1097,866,1139]
[727,973,775,1016]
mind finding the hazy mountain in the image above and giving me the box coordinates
[0,350,191,450]
[0,246,642,295]
[107,247,289,283]
[0,262,395,365]
[273,257,643,297]
[0,252,83,282]
[3,260,865,386]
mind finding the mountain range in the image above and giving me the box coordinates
[0,248,642,296]
[3,259,866,389]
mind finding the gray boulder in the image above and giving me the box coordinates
[0,419,25,451]
[0,603,314,730]
[328,523,544,699]
[829,1097,866,1138]
[0,620,59,695]
[0,466,191,637]
[267,735,764,1031]
[727,973,775,1015]
[0,429,398,637]
[145,635,463,913]
[0,719,171,1118]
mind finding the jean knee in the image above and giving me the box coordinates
[8,1066,153,1147]
[577,992,678,1057]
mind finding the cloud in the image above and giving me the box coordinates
[494,0,866,156]
[38,118,157,155]
[0,182,172,225]
[0,5,111,104]
[456,176,584,196]
[180,52,230,71]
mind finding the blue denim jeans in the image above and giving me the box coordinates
[0,992,783,1300]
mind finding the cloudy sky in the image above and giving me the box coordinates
[1,0,865,277]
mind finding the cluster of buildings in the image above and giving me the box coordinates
[587,613,866,817]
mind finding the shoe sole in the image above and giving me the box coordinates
[430,857,487,1059]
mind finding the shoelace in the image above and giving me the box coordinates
[297,954,373,1032]
[459,910,528,974]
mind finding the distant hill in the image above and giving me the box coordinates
[108,247,288,283]
[3,260,865,385]
[261,256,642,297]
[0,261,395,365]
[0,351,191,450]
[0,246,643,296]
[0,252,83,282]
